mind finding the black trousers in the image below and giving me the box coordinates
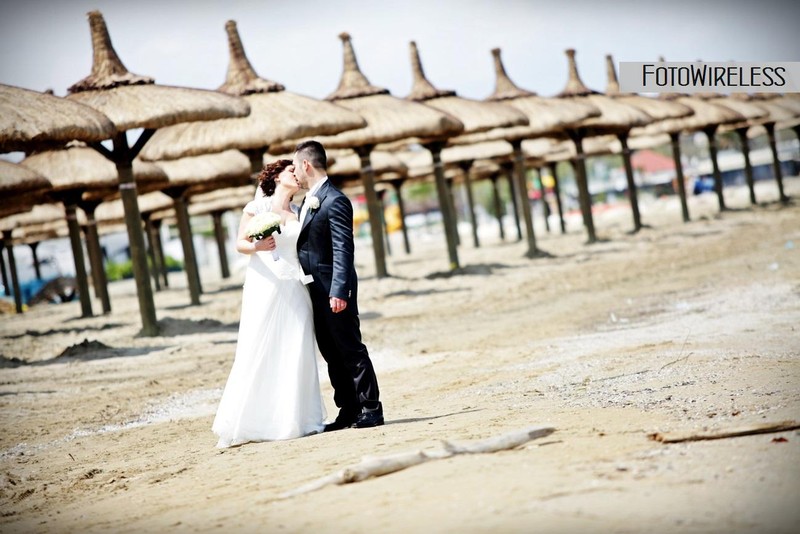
[311,294,380,415]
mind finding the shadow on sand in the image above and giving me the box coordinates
[0,339,170,368]
[384,408,482,426]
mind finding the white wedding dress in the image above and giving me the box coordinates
[212,197,326,447]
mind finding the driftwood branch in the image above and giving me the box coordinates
[649,420,799,444]
[278,425,555,500]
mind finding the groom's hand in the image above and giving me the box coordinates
[330,297,347,313]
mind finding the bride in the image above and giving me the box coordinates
[212,159,326,447]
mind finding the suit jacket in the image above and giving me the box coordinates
[296,180,359,313]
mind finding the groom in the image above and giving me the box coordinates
[293,140,384,431]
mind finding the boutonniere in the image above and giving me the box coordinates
[307,196,320,211]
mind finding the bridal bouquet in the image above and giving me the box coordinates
[246,212,282,260]
[246,212,282,241]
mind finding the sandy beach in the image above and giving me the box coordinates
[1,178,799,533]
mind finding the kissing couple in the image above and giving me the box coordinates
[213,140,383,448]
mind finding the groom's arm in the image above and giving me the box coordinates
[328,194,355,304]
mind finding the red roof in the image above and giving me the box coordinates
[631,149,675,173]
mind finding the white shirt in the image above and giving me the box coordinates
[299,176,328,225]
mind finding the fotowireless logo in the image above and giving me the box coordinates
[619,61,800,93]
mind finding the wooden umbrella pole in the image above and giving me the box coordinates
[669,132,691,223]
[704,126,726,211]
[489,174,505,241]
[0,245,10,296]
[568,131,597,243]
[143,214,162,292]
[502,162,522,241]
[212,211,231,279]
[354,145,389,278]
[389,178,411,254]
[167,188,202,305]
[548,162,567,234]
[618,133,643,232]
[377,189,392,257]
[98,131,159,335]
[765,123,788,202]
[447,177,460,247]
[424,141,460,270]
[535,168,550,234]
[62,195,93,318]
[2,231,23,313]
[243,148,263,176]
[153,219,169,288]
[458,160,480,248]
[510,140,539,255]
[736,128,757,205]
[29,243,42,280]
[79,200,111,314]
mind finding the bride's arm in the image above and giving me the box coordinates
[236,212,276,254]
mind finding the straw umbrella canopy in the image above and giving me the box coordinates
[0,83,116,153]
[719,95,798,204]
[271,33,464,277]
[604,54,694,231]
[0,162,53,313]
[21,144,168,314]
[693,93,768,206]
[150,149,250,304]
[390,41,529,260]
[449,48,602,250]
[629,64,745,221]
[554,49,654,242]
[64,11,250,335]
[139,20,366,174]
[0,160,52,219]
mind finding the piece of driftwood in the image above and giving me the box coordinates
[278,425,555,500]
[649,420,800,444]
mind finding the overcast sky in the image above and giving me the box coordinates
[1,0,799,101]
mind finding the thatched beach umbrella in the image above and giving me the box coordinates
[95,191,174,291]
[65,11,249,335]
[720,95,797,204]
[0,204,69,312]
[396,141,514,249]
[21,145,168,314]
[555,49,654,242]
[693,93,768,208]
[152,150,250,304]
[186,184,255,279]
[271,33,463,277]
[629,63,744,221]
[140,20,366,173]
[0,160,52,219]
[604,54,693,231]
[0,83,115,153]
[458,48,600,249]
[326,148,413,251]
[399,41,527,259]
[0,162,53,312]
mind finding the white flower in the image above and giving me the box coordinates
[307,196,320,211]
[246,211,282,240]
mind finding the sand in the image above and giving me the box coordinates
[1,178,799,533]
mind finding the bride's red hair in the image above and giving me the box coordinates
[257,159,293,197]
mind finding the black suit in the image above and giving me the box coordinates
[296,180,380,416]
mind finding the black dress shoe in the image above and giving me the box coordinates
[354,405,384,428]
[323,412,358,432]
